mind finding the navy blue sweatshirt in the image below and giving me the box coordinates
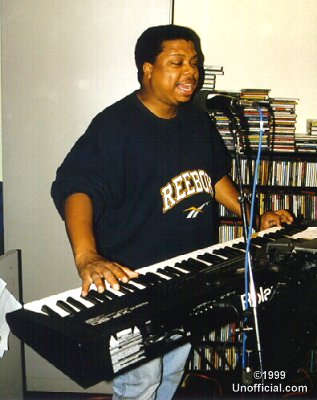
[51,92,231,269]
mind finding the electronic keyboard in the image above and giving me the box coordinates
[6,223,315,387]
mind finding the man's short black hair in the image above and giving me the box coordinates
[135,24,205,84]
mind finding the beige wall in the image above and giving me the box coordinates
[174,0,317,133]
[1,0,171,393]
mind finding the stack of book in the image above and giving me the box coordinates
[239,89,271,151]
[268,97,298,152]
[211,112,235,151]
[307,119,317,135]
[295,119,317,152]
[202,65,224,90]
[204,88,304,153]
[240,88,271,104]
[295,134,317,152]
[202,89,243,152]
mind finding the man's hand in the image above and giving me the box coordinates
[75,252,139,297]
[63,193,139,297]
[213,176,294,232]
[259,209,294,231]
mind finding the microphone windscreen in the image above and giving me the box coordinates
[192,90,213,113]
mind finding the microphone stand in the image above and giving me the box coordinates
[227,111,249,243]
[224,105,264,385]
[194,90,265,384]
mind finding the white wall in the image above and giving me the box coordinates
[1,0,171,393]
[0,15,2,181]
[174,0,317,133]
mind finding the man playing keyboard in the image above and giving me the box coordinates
[51,24,293,400]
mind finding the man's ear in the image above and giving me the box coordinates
[143,62,153,80]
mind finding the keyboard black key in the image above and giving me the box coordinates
[170,265,188,274]
[252,237,271,245]
[56,300,77,315]
[99,290,116,300]
[159,267,184,277]
[41,305,61,318]
[83,293,102,305]
[232,241,247,250]
[213,247,241,258]
[66,296,88,311]
[120,282,139,292]
[197,253,222,265]
[223,246,245,256]
[156,267,175,278]
[145,272,167,284]
[117,286,132,295]
[187,257,209,271]
[134,275,152,287]
[264,231,286,239]
[175,261,195,272]
[89,289,113,302]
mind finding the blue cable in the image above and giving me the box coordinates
[242,104,265,370]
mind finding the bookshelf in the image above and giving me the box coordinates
[199,85,317,243]
[188,323,240,372]
[219,151,317,242]
[186,84,317,385]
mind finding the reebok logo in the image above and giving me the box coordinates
[183,201,210,219]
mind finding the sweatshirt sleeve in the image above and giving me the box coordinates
[51,112,124,222]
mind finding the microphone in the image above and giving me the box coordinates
[207,94,257,110]
[193,90,258,113]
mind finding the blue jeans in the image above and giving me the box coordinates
[112,342,191,400]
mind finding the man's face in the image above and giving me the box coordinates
[142,39,199,108]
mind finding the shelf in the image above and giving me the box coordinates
[193,341,241,347]
[243,185,317,195]
[236,150,317,161]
